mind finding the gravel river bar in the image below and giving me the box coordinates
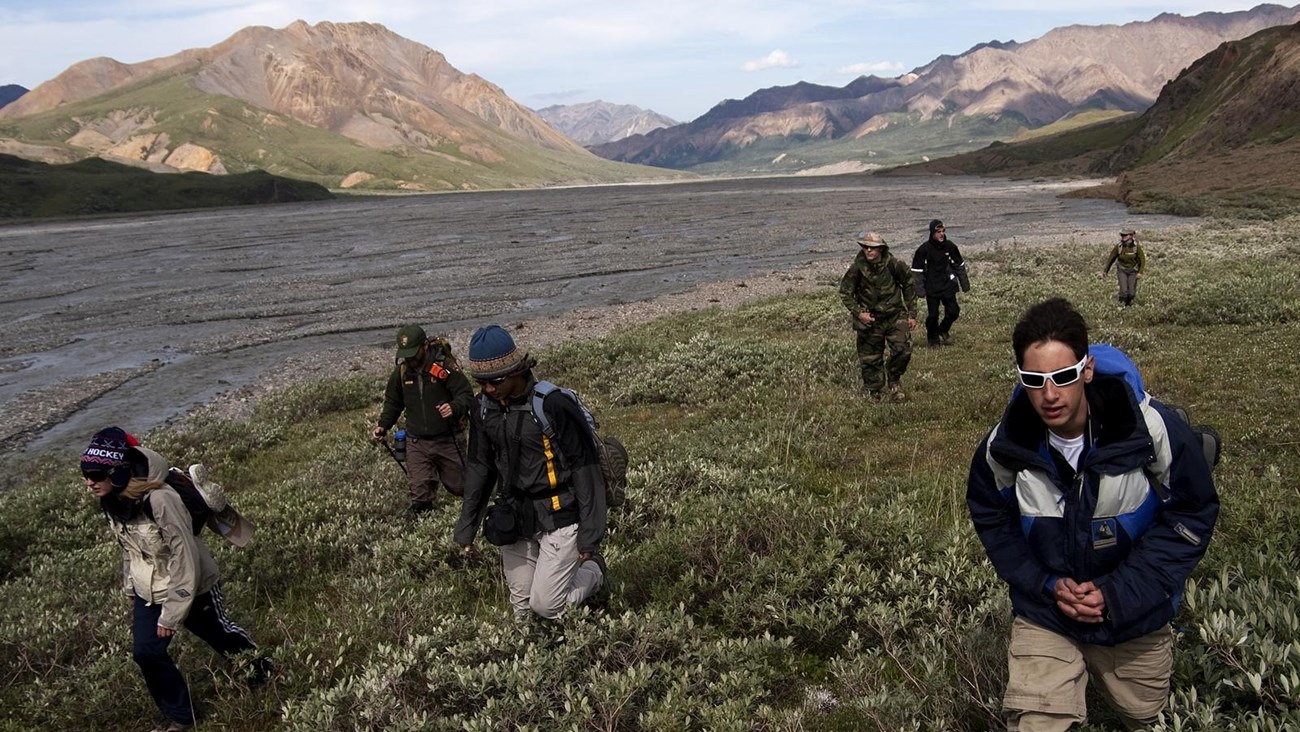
[0,174,1194,463]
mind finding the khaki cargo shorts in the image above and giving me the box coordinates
[1004,616,1173,731]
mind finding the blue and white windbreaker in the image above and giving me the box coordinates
[966,372,1219,645]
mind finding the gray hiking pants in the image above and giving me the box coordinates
[1116,270,1139,304]
[500,523,603,620]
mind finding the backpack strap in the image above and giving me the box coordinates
[530,380,560,438]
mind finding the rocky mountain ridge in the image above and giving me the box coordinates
[886,21,1300,217]
[0,21,661,190]
[592,3,1300,171]
[535,100,678,146]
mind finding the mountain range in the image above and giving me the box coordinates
[887,20,1300,217]
[3,7,1299,198]
[0,21,675,190]
[591,3,1300,174]
[535,101,677,146]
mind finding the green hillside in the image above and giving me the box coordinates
[3,216,1298,729]
[0,74,678,191]
[1011,109,1134,142]
[687,112,1038,175]
[0,153,332,218]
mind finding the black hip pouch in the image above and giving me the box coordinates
[482,497,535,546]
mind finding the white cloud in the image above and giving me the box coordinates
[837,61,906,75]
[742,49,798,72]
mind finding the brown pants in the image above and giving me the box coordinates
[1004,617,1173,731]
[406,434,464,505]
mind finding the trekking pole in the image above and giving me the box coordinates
[376,432,408,475]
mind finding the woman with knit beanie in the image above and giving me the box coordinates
[82,427,269,732]
[453,325,608,621]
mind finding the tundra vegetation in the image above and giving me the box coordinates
[1,217,1298,730]
[0,153,333,218]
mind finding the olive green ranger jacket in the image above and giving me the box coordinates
[379,352,474,438]
[838,250,918,330]
[1104,242,1146,274]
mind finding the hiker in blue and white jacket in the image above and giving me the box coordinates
[966,298,1218,731]
[454,325,607,621]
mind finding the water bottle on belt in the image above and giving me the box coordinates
[394,429,407,463]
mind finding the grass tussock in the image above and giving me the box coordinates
[2,217,1300,730]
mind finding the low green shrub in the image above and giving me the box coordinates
[2,216,1298,729]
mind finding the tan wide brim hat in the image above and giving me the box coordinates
[208,505,256,547]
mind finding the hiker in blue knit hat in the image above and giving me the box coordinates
[453,325,608,621]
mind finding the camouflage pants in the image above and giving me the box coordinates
[855,317,912,391]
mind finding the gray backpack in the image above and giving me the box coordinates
[529,381,628,508]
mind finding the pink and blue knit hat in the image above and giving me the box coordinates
[81,426,136,488]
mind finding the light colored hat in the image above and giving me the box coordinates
[189,464,256,547]
[856,230,886,247]
[1120,228,1136,236]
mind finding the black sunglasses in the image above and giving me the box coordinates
[82,469,112,482]
[475,375,509,386]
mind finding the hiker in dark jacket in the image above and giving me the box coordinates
[454,325,606,621]
[838,230,918,401]
[966,298,1218,730]
[373,325,475,514]
[83,427,269,732]
[1102,228,1147,307]
[911,219,970,348]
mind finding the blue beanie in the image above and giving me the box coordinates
[468,325,532,379]
[81,426,134,488]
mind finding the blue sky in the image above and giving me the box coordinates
[0,1,1282,121]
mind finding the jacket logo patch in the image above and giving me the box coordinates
[175,589,191,598]
[1091,518,1119,550]
[1174,522,1202,546]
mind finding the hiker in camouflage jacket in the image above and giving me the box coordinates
[838,230,918,402]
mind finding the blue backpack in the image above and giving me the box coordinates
[1015,344,1221,471]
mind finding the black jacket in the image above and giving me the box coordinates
[455,377,607,553]
[911,237,969,297]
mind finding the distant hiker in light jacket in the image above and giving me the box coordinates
[966,299,1218,730]
[83,427,269,732]
[1102,228,1146,307]
[454,325,607,622]
[912,219,970,348]
[373,324,475,515]
[838,230,918,402]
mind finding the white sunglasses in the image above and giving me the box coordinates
[1017,354,1089,389]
